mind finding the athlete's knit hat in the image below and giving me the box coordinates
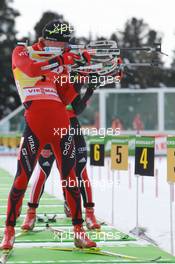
[42,20,74,42]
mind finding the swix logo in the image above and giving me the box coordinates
[28,135,36,154]
[41,149,53,158]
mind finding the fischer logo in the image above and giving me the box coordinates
[28,135,36,154]
[21,148,32,172]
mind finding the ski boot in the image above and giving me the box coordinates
[0,226,15,250]
[74,224,96,248]
[85,208,101,230]
[21,207,36,231]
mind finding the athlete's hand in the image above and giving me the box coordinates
[62,50,91,66]
[59,52,81,65]
[74,50,91,67]
[81,50,91,64]
[56,50,91,69]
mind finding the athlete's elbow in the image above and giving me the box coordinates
[26,66,41,77]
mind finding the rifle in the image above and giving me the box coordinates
[18,40,166,78]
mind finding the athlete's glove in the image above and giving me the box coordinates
[55,50,90,68]
[81,50,91,64]
[60,52,81,65]
[71,50,91,67]
[48,52,81,73]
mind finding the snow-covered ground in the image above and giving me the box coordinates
[0,155,174,255]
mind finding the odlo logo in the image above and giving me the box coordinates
[63,136,75,158]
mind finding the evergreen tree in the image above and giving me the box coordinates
[0,0,20,119]
[171,51,175,70]
[117,18,163,88]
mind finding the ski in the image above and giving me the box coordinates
[42,224,134,242]
[45,223,63,238]
[0,249,13,264]
[45,246,162,262]
[45,247,136,259]
[15,223,63,239]
[15,229,30,238]
[15,228,45,238]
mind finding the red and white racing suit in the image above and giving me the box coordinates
[6,41,83,227]
[28,107,94,211]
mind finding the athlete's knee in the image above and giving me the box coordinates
[65,173,79,188]
[76,161,86,175]
[14,175,28,190]
[66,185,80,196]
[14,164,29,189]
